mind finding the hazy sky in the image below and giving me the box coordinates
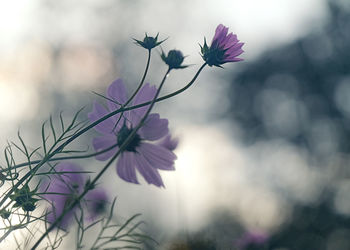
[0,0,332,248]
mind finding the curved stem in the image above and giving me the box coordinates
[2,143,119,172]
[126,49,151,106]
[110,49,151,132]
[31,68,171,249]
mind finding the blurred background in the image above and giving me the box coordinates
[1,0,350,249]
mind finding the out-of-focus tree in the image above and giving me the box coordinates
[228,1,350,158]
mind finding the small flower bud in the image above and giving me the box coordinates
[10,185,38,212]
[133,33,166,50]
[0,209,10,219]
[161,49,188,70]
[22,201,37,212]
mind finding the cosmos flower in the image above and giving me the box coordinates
[201,24,244,67]
[42,162,85,230]
[42,163,109,229]
[84,188,109,221]
[88,79,177,187]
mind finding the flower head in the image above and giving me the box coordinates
[42,162,86,230]
[88,79,177,187]
[84,188,109,221]
[201,24,244,67]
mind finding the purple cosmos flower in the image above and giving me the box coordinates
[235,231,268,250]
[84,188,109,221]
[88,79,177,187]
[42,162,86,230]
[201,24,244,67]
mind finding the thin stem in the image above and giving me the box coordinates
[109,49,151,135]
[126,49,151,106]
[3,142,119,172]
[31,68,171,249]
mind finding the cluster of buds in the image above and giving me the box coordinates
[9,184,39,212]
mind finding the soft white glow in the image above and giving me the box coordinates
[0,0,36,51]
[0,80,39,122]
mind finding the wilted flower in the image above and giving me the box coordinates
[84,188,109,221]
[201,24,244,67]
[42,162,86,230]
[88,79,177,187]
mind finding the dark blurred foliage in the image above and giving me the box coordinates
[167,237,217,250]
[157,210,242,250]
[228,1,350,158]
[221,1,350,249]
[268,199,350,250]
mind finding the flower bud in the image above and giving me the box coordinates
[10,185,38,212]
[133,33,165,50]
[200,24,244,67]
[0,209,10,219]
[161,49,188,70]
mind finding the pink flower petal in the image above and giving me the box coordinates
[212,24,228,46]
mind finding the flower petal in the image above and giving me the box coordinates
[157,135,179,151]
[138,142,176,170]
[134,152,164,187]
[88,101,119,134]
[92,135,118,161]
[130,83,157,125]
[116,152,139,184]
[139,113,169,141]
[223,33,238,49]
[212,24,229,47]
[107,78,128,111]
[47,202,75,230]
[226,43,244,55]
